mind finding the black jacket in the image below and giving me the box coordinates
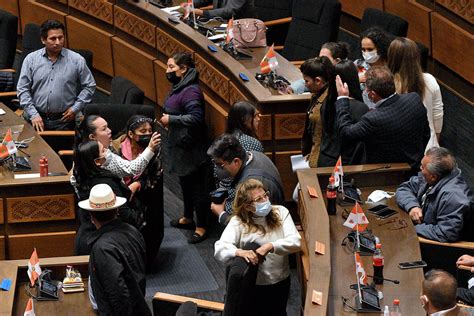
[194,0,257,19]
[88,219,150,316]
[336,93,430,170]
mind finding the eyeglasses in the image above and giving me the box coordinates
[253,191,270,203]
[378,217,408,230]
[94,156,106,165]
[212,159,228,169]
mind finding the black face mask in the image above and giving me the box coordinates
[166,71,181,85]
[136,134,152,148]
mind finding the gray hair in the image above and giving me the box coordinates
[425,147,456,178]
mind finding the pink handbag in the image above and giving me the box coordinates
[232,19,267,48]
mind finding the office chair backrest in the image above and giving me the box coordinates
[73,49,93,72]
[84,103,155,138]
[361,8,408,37]
[254,0,292,22]
[0,9,18,69]
[14,23,43,86]
[416,41,429,72]
[110,76,145,105]
[282,0,341,61]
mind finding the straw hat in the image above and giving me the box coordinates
[78,183,126,211]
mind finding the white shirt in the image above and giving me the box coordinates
[422,73,444,151]
[214,205,301,285]
[430,305,457,316]
[103,147,154,179]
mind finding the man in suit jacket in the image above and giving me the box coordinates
[335,66,430,170]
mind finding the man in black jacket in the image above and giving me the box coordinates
[79,183,151,316]
[335,66,430,170]
[207,134,284,225]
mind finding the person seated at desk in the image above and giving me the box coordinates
[17,19,96,132]
[182,0,256,20]
[335,66,430,170]
[421,269,467,316]
[78,183,151,316]
[215,178,301,316]
[396,147,473,242]
[207,134,284,225]
[456,255,474,306]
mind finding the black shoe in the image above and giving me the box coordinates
[188,232,207,244]
[170,218,195,230]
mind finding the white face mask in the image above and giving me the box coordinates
[362,50,380,64]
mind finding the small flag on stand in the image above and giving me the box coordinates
[0,128,17,159]
[27,248,42,286]
[355,252,368,285]
[226,17,234,44]
[260,44,278,74]
[24,298,35,316]
[333,156,343,187]
[343,202,369,231]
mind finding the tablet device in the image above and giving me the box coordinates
[374,208,397,219]
[368,204,388,213]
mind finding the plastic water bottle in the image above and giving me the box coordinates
[391,299,401,316]
[383,305,390,316]
[326,176,337,215]
[372,243,384,284]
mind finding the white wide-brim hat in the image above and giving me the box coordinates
[78,183,126,211]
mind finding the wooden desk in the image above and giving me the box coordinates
[297,164,424,315]
[0,104,76,260]
[0,256,92,316]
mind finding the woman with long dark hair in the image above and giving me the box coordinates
[225,101,263,152]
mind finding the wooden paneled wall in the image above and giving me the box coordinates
[340,0,474,84]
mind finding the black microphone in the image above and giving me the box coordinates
[367,275,400,284]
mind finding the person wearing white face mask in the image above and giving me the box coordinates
[354,27,393,109]
[215,178,301,316]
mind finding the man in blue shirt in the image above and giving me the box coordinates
[17,19,95,131]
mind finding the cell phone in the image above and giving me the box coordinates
[398,260,427,269]
[368,204,388,213]
[374,208,397,219]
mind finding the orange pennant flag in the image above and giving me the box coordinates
[27,248,42,286]
[260,44,278,74]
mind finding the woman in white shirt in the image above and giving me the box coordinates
[215,178,301,316]
[388,37,444,151]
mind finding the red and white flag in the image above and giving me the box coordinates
[27,248,42,286]
[24,298,35,316]
[184,0,194,19]
[226,17,234,44]
[260,44,278,74]
[0,128,17,159]
[343,202,369,231]
[355,252,368,285]
[333,156,343,187]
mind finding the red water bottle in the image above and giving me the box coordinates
[39,155,48,177]
[326,176,337,215]
[373,243,384,284]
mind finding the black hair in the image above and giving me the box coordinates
[172,52,195,69]
[225,101,259,138]
[300,56,338,134]
[75,115,100,150]
[365,66,396,98]
[207,134,246,163]
[321,41,350,61]
[360,26,393,61]
[335,60,363,102]
[126,115,153,135]
[40,20,65,39]
[73,140,103,192]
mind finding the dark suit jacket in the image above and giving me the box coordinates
[336,93,430,169]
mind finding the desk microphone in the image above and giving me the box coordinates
[367,275,400,284]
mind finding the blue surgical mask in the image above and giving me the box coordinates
[254,200,272,217]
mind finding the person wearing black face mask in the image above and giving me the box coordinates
[160,52,213,244]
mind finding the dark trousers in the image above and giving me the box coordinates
[179,163,213,228]
[254,276,291,316]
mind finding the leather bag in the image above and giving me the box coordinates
[232,19,267,48]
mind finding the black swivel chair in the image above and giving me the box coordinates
[281,0,341,62]
[0,9,18,70]
[254,0,293,47]
[109,76,145,105]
